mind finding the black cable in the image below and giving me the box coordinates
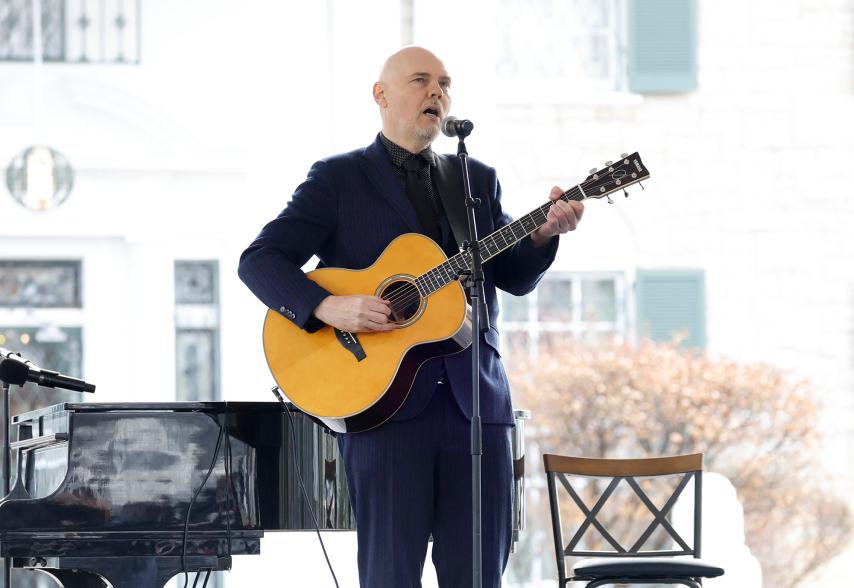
[183,419,225,588]
[271,387,340,588]
[215,412,235,586]
[220,412,234,559]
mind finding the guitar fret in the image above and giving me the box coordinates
[418,180,600,289]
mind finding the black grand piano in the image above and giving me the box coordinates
[0,402,528,587]
[0,401,353,587]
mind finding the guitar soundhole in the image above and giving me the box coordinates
[381,279,423,325]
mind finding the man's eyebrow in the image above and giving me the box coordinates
[408,72,451,80]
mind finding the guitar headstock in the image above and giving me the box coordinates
[580,152,650,201]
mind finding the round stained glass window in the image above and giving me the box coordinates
[5,146,75,212]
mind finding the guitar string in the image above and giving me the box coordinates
[379,187,586,312]
[380,187,581,308]
[379,167,646,313]
[381,193,578,313]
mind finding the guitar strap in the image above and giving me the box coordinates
[433,155,471,251]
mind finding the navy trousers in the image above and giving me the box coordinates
[337,383,513,587]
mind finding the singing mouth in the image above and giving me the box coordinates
[422,106,441,120]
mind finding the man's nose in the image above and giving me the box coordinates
[428,81,444,98]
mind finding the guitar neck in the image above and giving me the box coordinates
[415,186,586,297]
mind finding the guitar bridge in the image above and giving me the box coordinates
[334,329,367,362]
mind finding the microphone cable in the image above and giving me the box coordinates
[191,569,211,588]
[183,418,225,588]
[271,386,340,588]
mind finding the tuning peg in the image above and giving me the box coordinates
[606,195,614,204]
[589,168,597,174]
[621,153,628,158]
[623,188,629,198]
[605,161,613,166]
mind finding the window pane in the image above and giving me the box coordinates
[175,261,218,304]
[537,278,573,321]
[176,329,218,402]
[0,0,65,61]
[502,292,529,322]
[582,279,616,322]
[0,260,81,307]
[0,325,84,406]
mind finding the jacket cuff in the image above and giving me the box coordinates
[278,282,331,332]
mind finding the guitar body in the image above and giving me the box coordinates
[263,233,472,433]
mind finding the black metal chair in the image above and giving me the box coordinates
[543,453,724,588]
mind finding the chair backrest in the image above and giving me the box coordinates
[543,453,704,583]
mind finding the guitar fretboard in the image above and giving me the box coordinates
[415,184,586,296]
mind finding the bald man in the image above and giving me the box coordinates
[239,46,583,586]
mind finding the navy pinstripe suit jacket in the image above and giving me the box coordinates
[238,134,558,425]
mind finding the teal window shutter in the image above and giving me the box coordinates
[636,269,705,349]
[627,0,698,93]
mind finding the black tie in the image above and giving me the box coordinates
[402,155,442,244]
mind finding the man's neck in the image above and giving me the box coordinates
[381,129,431,154]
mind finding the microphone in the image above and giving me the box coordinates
[441,116,474,138]
[0,352,96,393]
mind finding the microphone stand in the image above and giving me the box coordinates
[454,128,488,588]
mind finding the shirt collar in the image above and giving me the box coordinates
[379,132,436,169]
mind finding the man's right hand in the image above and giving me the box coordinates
[313,295,398,333]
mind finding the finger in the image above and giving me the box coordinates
[364,318,398,332]
[549,204,574,232]
[550,186,564,201]
[368,300,392,316]
[366,309,392,324]
[550,205,569,233]
[557,200,579,223]
[569,200,584,221]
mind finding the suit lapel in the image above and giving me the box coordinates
[433,154,470,249]
[359,136,421,233]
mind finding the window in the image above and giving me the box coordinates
[496,0,625,94]
[174,261,220,403]
[501,272,627,358]
[0,259,85,513]
[0,0,141,64]
[0,260,81,308]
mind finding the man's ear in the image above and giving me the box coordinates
[373,82,387,107]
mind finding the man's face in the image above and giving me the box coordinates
[376,48,452,150]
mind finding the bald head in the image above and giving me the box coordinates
[373,46,452,153]
[379,47,445,84]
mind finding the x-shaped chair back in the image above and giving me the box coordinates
[543,453,704,585]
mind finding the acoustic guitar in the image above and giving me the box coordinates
[263,153,650,432]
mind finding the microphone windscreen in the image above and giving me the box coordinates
[441,116,458,138]
[0,358,29,386]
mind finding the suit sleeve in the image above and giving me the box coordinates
[237,160,337,331]
[487,173,559,296]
